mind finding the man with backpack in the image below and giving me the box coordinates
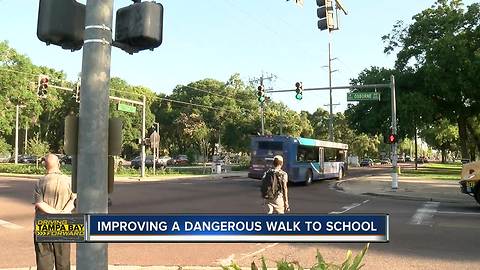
[261,155,290,214]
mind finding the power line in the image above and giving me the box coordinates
[154,96,251,114]
[180,85,240,102]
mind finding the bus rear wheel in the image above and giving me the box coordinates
[304,170,313,186]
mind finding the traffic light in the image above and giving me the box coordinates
[317,0,334,31]
[37,75,49,98]
[388,133,397,144]
[115,1,164,54]
[37,0,85,51]
[295,82,303,100]
[74,83,81,103]
[257,85,266,103]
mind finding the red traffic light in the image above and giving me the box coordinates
[388,134,397,144]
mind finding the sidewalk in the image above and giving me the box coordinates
[336,174,473,203]
[0,266,246,270]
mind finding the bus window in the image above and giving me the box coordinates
[258,141,283,151]
[297,145,319,163]
[324,148,346,162]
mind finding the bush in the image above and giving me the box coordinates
[0,163,72,175]
[222,244,369,270]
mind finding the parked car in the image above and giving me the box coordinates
[157,156,173,166]
[380,158,391,165]
[19,155,38,164]
[360,158,374,167]
[130,155,164,169]
[0,154,10,163]
[405,156,412,162]
[57,154,72,165]
[174,155,189,165]
[114,156,127,167]
[416,156,429,164]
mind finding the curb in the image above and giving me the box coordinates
[334,177,470,204]
[0,172,248,182]
[0,265,276,270]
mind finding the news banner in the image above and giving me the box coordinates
[35,214,389,243]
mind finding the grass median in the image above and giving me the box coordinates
[401,162,462,181]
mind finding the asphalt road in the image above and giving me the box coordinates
[0,167,479,269]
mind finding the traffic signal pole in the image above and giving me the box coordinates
[76,0,114,269]
[391,75,398,189]
[268,76,399,190]
[141,95,146,178]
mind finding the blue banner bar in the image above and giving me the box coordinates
[87,214,389,242]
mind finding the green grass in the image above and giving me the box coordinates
[401,162,462,181]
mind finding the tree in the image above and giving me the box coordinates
[28,137,50,167]
[421,119,459,163]
[0,137,11,156]
[382,0,480,158]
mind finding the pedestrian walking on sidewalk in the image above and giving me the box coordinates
[33,154,76,270]
[261,155,290,214]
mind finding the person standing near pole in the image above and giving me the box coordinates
[33,154,76,270]
[261,155,290,214]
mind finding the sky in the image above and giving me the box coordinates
[0,0,476,114]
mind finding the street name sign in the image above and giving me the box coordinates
[118,103,136,113]
[347,92,381,101]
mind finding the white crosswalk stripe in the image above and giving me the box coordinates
[0,219,23,229]
[409,201,440,226]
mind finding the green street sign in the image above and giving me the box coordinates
[117,103,136,113]
[347,92,381,101]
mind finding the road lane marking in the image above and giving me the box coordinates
[329,200,370,214]
[409,201,440,226]
[237,243,279,261]
[0,219,23,229]
[215,243,279,265]
[437,211,480,216]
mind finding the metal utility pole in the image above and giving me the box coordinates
[250,73,276,136]
[14,105,20,164]
[141,95,146,178]
[260,76,265,135]
[152,122,159,175]
[326,38,339,142]
[24,123,28,154]
[391,75,398,189]
[76,1,114,269]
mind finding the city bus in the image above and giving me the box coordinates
[248,135,348,184]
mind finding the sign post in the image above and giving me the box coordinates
[150,131,160,175]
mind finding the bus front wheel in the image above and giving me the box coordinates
[304,170,313,186]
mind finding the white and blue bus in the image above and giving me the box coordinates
[248,135,348,184]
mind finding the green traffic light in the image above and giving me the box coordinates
[295,93,303,100]
[258,96,265,103]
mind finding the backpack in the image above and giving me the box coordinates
[261,169,283,200]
